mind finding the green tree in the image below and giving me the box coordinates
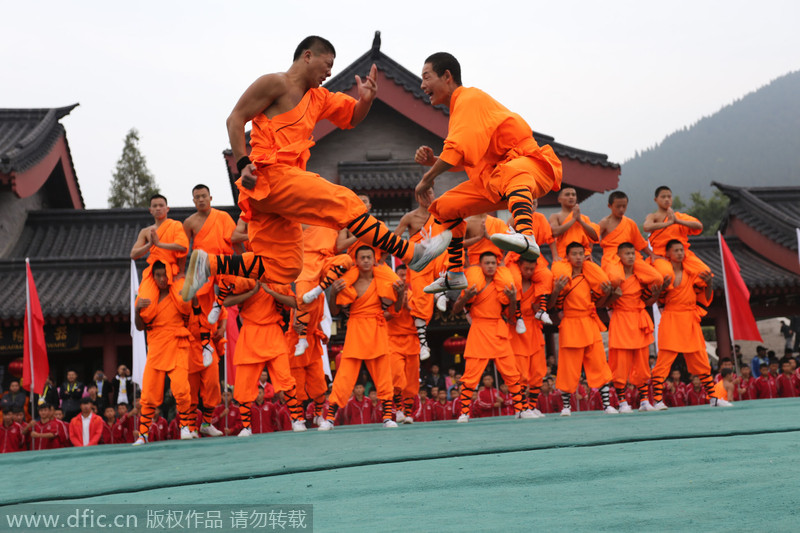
[682,190,730,235]
[107,128,160,208]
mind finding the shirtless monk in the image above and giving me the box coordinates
[181,36,449,302]
[130,194,188,305]
[643,185,709,279]
[549,187,605,287]
[414,52,562,294]
[183,184,237,324]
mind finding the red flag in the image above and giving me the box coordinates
[23,259,49,395]
[718,234,763,342]
[225,305,239,385]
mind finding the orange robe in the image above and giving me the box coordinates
[508,269,548,389]
[407,215,450,322]
[554,211,599,260]
[186,290,224,422]
[330,270,399,407]
[467,215,508,266]
[138,219,189,302]
[231,88,368,284]
[608,273,654,389]
[554,265,613,393]
[648,212,709,277]
[193,208,236,255]
[601,216,663,287]
[387,283,421,399]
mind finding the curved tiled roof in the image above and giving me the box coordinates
[0,104,78,174]
[338,160,421,192]
[714,182,800,251]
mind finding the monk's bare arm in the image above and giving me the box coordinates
[394,212,413,237]
[577,218,599,242]
[336,229,357,253]
[222,284,260,307]
[226,74,287,161]
[549,212,575,237]
[674,216,703,231]
[262,285,297,309]
[549,242,560,262]
[452,286,477,315]
[598,215,611,239]
[350,64,377,127]
[643,213,673,232]
[130,228,151,260]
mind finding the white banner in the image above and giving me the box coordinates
[130,260,147,387]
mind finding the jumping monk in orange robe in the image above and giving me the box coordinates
[183,184,237,324]
[323,246,402,430]
[384,263,421,423]
[599,191,663,288]
[181,37,450,302]
[549,186,601,282]
[413,52,562,294]
[507,255,553,417]
[223,278,308,435]
[132,261,194,444]
[643,185,710,279]
[604,242,664,413]
[649,240,726,409]
[548,242,617,416]
[451,252,527,422]
[130,194,189,306]
[185,289,226,437]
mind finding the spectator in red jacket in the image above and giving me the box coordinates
[498,384,515,416]
[431,389,452,421]
[69,398,104,447]
[685,375,708,406]
[168,416,180,440]
[257,370,276,402]
[342,384,372,425]
[1,408,24,453]
[753,364,777,399]
[448,386,462,419]
[149,407,169,442]
[30,403,68,451]
[11,407,32,450]
[664,370,687,407]
[570,381,591,413]
[735,365,755,401]
[101,406,116,444]
[368,390,382,424]
[251,387,280,434]
[212,390,243,436]
[414,388,435,422]
[475,375,502,418]
[275,393,293,431]
[111,403,136,444]
[776,359,798,398]
[623,383,641,409]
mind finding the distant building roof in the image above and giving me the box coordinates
[338,160,421,196]
[0,104,83,208]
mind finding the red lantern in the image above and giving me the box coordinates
[328,343,343,358]
[8,357,24,379]
[443,335,467,356]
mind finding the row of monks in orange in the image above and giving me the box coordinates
[127,180,730,445]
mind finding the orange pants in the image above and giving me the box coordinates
[515,349,547,389]
[407,253,447,321]
[556,340,613,392]
[651,349,712,384]
[234,356,296,407]
[604,259,663,288]
[188,364,221,414]
[461,354,521,390]
[290,357,328,403]
[609,347,651,389]
[140,361,192,433]
[391,351,421,398]
[330,356,393,407]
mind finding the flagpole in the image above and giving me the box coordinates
[717,232,740,375]
[26,258,35,419]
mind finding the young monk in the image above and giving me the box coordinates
[183,184,237,324]
[605,242,664,413]
[182,36,449,302]
[549,186,599,263]
[133,261,194,444]
[131,194,188,307]
[413,52,562,294]
[385,263,421,424]
[598,190,662,288]
[508,255,553,417]
[323,246,403,430]
[223,278,307,435]
[650,240,727,408]
[463,213,508,267]
[451,252,528,422]
[185,296,225,437]
[643,186,709,279]
[548,242,617,415]
[712,368,736,406]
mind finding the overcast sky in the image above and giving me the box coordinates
[4,0,799,209]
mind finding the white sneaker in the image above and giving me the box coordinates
[237,427,252,437]
[302,285,323,304]
[202,343,214,367]
[456,414,469,423]
[653,401,668,411]
[199,422,223,437]
[318,419,334,431]
[395,411,406,423]
[711,398,733,407]
[181,249,210,301]
[207,302,222,325]
[424,271,468,294]
[560,407,572,417]
[294,337,309,356]
[402,416,414,424]
[618,402,633,413]
[490,232,540,261]
[180,426,194,440]
[292,419,308,432]
[516,409,537,419]
[435,293,447,312]
[312,415,323,427]
[190,430,199,439]
[604,406,620,414]
[639,400,657,412]
[515,318,527,334]
[383,419,398,428]
[531,408,545,418]
[133,436,147,446]
[408,230,452,272]
[535,309,553,325]
[419,344,431,361]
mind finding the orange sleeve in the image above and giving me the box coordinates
[319,89,357,130]
[675,212,703,237]
[439,88,493,168]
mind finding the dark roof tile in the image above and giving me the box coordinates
[0,105,78,174]
[338,160,421,192]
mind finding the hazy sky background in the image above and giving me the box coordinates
[4,0,798,209]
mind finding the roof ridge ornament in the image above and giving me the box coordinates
[371,31,381,57]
